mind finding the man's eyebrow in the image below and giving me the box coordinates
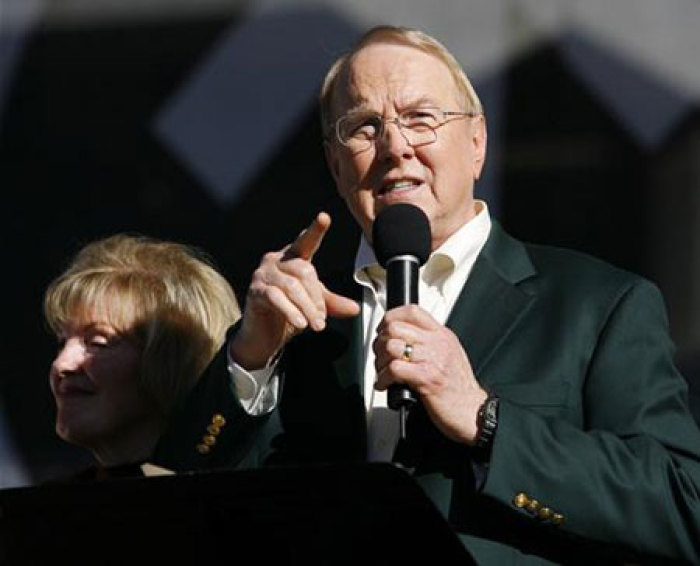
[401,95,440,108]
[344,103,373,115]
[341,96,441,117]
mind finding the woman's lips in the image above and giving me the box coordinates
[54,379,95,396]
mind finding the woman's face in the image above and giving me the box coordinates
[49,309,161,464]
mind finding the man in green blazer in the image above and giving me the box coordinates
[155,25,700,564]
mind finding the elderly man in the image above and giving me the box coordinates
[155,26,700,564]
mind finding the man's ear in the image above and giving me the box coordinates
[471,114,487,181]
[324,140,341,185]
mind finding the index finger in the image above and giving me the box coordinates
[379,304,441,332]
[286,212,331,261]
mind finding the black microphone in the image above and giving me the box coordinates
[372,203,431,436]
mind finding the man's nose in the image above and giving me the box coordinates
[53,339,86,376]
[376,120,415,162]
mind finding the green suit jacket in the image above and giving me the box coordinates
[154,223,700,565]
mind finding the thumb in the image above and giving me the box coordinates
[323,286,361,319]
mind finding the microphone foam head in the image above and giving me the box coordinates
[372,203,431,268]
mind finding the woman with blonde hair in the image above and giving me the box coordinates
[44,234,239,475]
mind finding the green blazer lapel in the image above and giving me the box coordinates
[325,313,363,392]
[446,222,537,387]
[325,272,364,393]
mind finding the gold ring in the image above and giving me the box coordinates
[402,343,414,362]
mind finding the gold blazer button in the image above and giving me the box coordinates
[513,493,529,508]
[551,513,565,526]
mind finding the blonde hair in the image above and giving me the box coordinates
[320,25,483,134]
[44,234,240,417]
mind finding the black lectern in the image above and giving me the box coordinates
[0,463,474,565]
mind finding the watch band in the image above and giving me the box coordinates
[475,394,499,450]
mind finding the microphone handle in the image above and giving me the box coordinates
[386,256,419,411]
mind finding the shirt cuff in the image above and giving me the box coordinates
[226,347,280,416]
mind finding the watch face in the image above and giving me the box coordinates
[486,398,499,421]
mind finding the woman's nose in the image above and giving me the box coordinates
[52,339,86,376]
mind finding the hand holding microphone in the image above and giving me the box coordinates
[372,204,431,437]
[372,204,487,445]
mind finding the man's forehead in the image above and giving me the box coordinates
[331,44,456,114]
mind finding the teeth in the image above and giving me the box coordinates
[384,180,416,193]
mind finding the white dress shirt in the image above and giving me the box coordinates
[228,201,492,461]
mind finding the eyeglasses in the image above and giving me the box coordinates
[332,107,478,153]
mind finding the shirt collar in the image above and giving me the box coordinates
[353,200,491,292]
[354,236,382,292]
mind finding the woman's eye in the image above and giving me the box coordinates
[89,335,111,347]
